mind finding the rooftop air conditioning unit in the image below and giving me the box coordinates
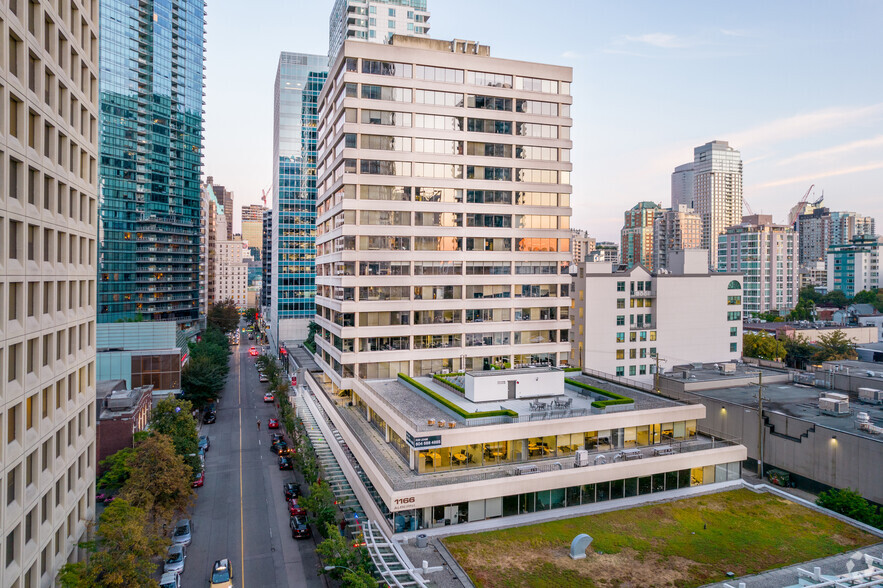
[720,363,736,374]
[574,449,590,467]
[819,392,850,416]
[858,387,883,405]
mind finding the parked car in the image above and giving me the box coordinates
[164,544,187,575]
[263,392,275,403]
[203,411,216,425]
[259,373,269,383]
[198,435,211,452]
[192,470,205,488]
[290,515,311,539]
[249,347,258,356]
[287,498,306,517]
[159,572,181,588]
[172,519,192,546]
[268,418,279,429]
[283,482,301,501]
[278,456,293,470]
[271,440,288,454]
[270,433,285,443]
[210,559,234,588]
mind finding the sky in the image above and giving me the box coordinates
[205,0,883,240]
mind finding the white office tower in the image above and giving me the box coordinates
[314,36,573,389]
[718,215,799,315]
[0,1,98,584]
[329,0,431,64]
[692,141,743,268]
[670,162,694,209]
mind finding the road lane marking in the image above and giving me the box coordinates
[238,345,245,587]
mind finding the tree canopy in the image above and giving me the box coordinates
[316,523,374,582]
[814,330,858,362]
[301,480,337,537]
[149,397,201,474]
[742,332,786,361]
[817,488,882,529]
[207,299,240,333]
[783,334,816,370]
[97,447,136,494]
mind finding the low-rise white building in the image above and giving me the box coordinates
[571,249,743,382]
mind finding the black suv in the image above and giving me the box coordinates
[203,411,216,424]
[283,482,301,501]
[290,515,311,539]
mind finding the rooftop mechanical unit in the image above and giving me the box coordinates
[858,387,883,405]
[818,392,850,417]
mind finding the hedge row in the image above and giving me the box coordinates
[563,367,582,372]
[564,378,635,409]
[432,373,465,393]
[398,373,518,419]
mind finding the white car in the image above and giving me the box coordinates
[164,544,186,575]
[159,572,181,588]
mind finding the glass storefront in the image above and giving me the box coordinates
[389,462,742,532]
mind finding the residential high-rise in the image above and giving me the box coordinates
[621,201,662,270]
[329,0,431,64]
[827,235,883,297]
[200,182,223,312]
[241,204,266,255]
[592,241,620,264]
[670,162,694,209]
[98,0,206,326]
[653,205,703,272]
[269,53,329,351]
[717,215,799,315]
[261,209,273,310]
[691,141,743,268]
[571,250,742,380]
[314,36,573,386]
[570,229,595,263]
[207,177,234,241]
[0,1,99,583]
[797,207,876,265]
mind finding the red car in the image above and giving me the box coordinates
[288,498,306,517]
[192,470,205,488]
[268,418,279,429]
[249,347,258,356]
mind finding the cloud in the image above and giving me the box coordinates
[719,28,753,37]
[729,104,883,149]
[751,161,883,189]
[775,135,883,166]
[622,33,694,49]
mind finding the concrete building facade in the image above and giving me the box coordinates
[96,385,152,467]
[620,201,662,270]
[571,250,742,382]
[798,207,875,266]
[241,204,266,255]
[670,162,694,209]
[0,1,99,583]
[570,229,595,264]
[591,242,619,264]
[329,0,430,64]
[691,141,743,269]
[313,36,573,387]
[215,238,248,310]
[653,205,703,272]
[206,176,234,242]
[827,235,883,298]
[717,215,799,315]
[261,209,273,310]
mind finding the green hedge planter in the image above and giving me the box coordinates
[564,378,635,409]
[432,373,465,393]
[563,367,582,372]
[398,373,518,419]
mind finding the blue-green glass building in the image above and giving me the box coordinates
[98,0,205,327]
[269,53,328,348]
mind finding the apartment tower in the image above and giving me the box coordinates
[0,0,99,584]
[241,204,266,255]
[797,207,876,266]
[691,141,743,268]
[329,0,430,64]
[620,201,662,270]
[261,209,273,311]
[314,36,573,388]
[97,0,205,326]
[653,205,703,272]
[569,229,595,264]
[670,162,694,209]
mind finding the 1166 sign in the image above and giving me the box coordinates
[406,431,442,449]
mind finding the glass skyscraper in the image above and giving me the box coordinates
[98,0,205,326]
[269,53,328,348]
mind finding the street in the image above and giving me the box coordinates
[180,333,324,587]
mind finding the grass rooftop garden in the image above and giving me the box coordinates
[398,373,518,419]
[564,378,634,409]
[442,489,879,588]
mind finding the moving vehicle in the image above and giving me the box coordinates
[249,347,258,356]
[210,559,234,588]
[172,519,192,546]
[164,544,187,575]
[159,572,181,588]
[290,515,311,539]
[271,440,288,454]
[268,418,279,429]
[192,470,205,488]
[198,435,211,452]
[263,392,274,403]
[279,456,293,470]
[283,482,301,501]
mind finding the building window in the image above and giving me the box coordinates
[727,311,741,321]
[728,280,741,290]
[615,332,624,343]
[616,350,624,360]
[629,366,636,376]
[730,327,738,337]
[616,367,624,376]
[616,315,625,326]
[616,281,625,292]
[616,298,625,309]
[730,342,738,352]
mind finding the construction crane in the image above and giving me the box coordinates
[261,185,272,207]
[743,198,755,216]
[786,184,815,227]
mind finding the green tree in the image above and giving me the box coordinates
[58,499,165,588]
[150,397,201,474]
[97,447,136,494]
[316,523,373,581]
[742,333,786,361]
[755,311,784,322]
[120,433,194,533]
[783,334,816,370]
[821,289,850,308]
[814,330,858,362]
[304,320,319,353]
[244,308,258,328]
[798,285,822,305]
[207,299,240,333]
[341,569,378,588]
[817,488,882,529]
[787,297,816,321]
[852,289,877,305]
[181,355,227,409]
[301,481,337,537]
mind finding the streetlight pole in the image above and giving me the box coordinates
[749,371,767,479]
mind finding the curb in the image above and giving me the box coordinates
[430,537,474,587]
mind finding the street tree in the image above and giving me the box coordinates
[301,481,337,537]
[244,308,258,328]
[316,523,373,581]
[58,499,165,588]
[783,334,816,370]
[181,354,227,409]
[97,447,135,494]
[814,330,858,362]
[149,397,201,474]
[120,433,194,533]
[821,289,850,308]
[742,333,786,361]
[304,320,319,352]
[341,569,378,588]
[207,299,240,333]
